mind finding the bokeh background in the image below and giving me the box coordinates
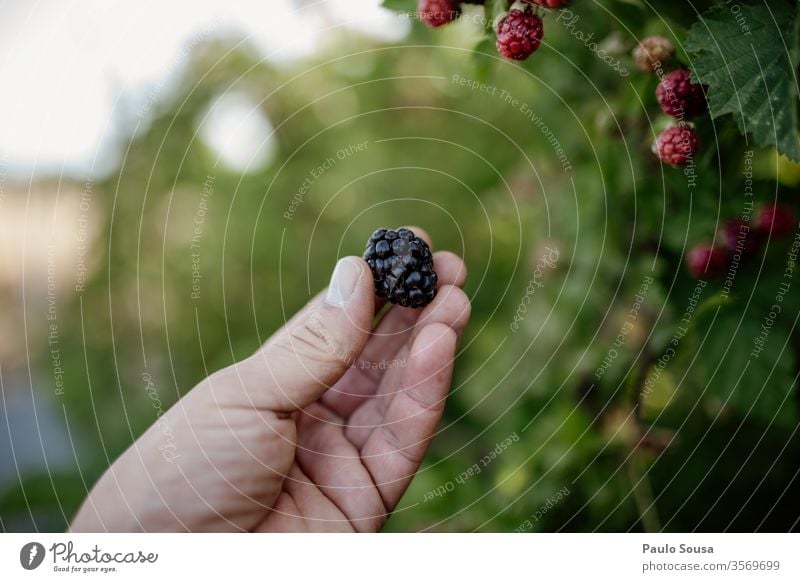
[1,0,799,532]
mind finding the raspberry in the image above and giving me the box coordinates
[496,7,544,61]
[419,0,461,28]
[719,218,763,258]
[656,69,708,119]
[756,204,796,238]
[654,124,700,167]
[364,228,438,308]
[686,244,728,279]
[633,36,674,73]
[523,0,569,7]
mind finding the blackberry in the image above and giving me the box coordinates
[419,0,461,28]
[633,36,674,73]
[496,7,543,61]
[756,203,796,239]
[656,69,707,119]
[364,228,438,308]
[654,124,699,167]
[686,244,728,279]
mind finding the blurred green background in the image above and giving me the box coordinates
[2,0,799,532]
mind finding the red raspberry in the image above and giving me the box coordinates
[719,218,762,258]
[419,0,461,28]
[686,244,728,279]
[496,7,544,61]
[654,125,700,167]
[523,0,569,7]
[756,204,796,238]
[656,69,707,119]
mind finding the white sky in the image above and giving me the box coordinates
[0,0,408,178]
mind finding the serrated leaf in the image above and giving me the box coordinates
[692,311,797,428]
[685,2,800,161]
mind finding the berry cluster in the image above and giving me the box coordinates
[632,36,708,167]
[686,204,797,279]
[364,228,438,308]
[418,0,571,62]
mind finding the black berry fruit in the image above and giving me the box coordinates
[496,7,543,61]
[686,244,728,279]
[419,0,461,28]
[656,69,707,119]
[364,228,438,308]
[756,203,796,239]
[654,124,700,167]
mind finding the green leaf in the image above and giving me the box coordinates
[472,36,496,83]
[685,1,800,161]
[691,308,797,429]
[381,0,417,13]
[485,0,507,31]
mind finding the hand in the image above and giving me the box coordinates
[71,228,470,532]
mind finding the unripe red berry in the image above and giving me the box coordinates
[654,125,700,167]
[686,244,728,279]
[756,204,796,238]
[633,36,674,73]
[719,218,763,258]
[419,0,461,28]
[656,69,708,119]
[496,7,544,61]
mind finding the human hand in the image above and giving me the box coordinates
[71,228,470,532]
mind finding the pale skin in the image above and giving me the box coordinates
[71,229,470,532]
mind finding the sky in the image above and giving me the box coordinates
[0,0,408,179]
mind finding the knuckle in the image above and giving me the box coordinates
[287,310,355,367]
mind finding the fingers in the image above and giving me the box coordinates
[210,257,376,413]
[344,284,470,444]
[321,252,468,418]
[293,403,388,532]
[359,323,458,510]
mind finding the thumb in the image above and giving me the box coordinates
[213,256,375,412]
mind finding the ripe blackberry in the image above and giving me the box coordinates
[496,7,544,61]
[654,124,700,167]
[364,228,438,308]
[656,69,707,119]
[633,36,674,73]
[419,0,461,28]
[756,204,796,238]
[686,244,728,279]
[719,218,762,258]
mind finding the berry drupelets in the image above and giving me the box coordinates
[655,124,700,167]
[656,69,708,119]
[496,7,544,61]
[419,0,461,28]
[719,218,762,258]
[686,244,728,279]
[633,36,674,73]
[756,203,797,239]
[364,228,438,308]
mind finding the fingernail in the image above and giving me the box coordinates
[325,257,361,306]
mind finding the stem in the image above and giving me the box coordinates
[627,452,661,532]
